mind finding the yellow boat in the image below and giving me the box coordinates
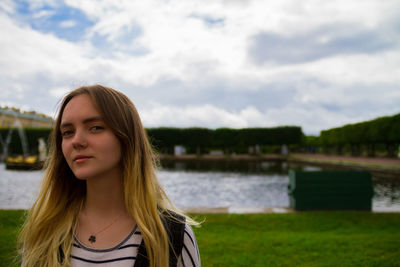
[6,155,43,170]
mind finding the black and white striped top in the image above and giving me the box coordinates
[71,224,200,267]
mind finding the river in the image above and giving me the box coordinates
[0,161,399,212]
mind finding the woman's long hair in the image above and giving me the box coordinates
[18,85,188,267]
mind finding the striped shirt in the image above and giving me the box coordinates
[71,224,200,267]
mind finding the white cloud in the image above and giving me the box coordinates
[61,0,400,86]
[0,0,399,135]
[140,104,275,129]
[0,0,16,14]
[32,9,55,19]
[49,87,69,98]
[27,0,59,10]
[0,14,89,78]
[301,52,400,85]
[59,19,77,28]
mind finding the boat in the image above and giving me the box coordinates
[6,155,43,170]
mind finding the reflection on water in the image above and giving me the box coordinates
[160,159,400,211]
[1,161,399,211]
[160,159,322,174]
[158,170,289,208]
[373,177,400,210]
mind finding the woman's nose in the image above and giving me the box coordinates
[72,130,88,149]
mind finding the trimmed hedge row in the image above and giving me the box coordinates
[3,112,398,157]
[147,126,303,154]
[318,113,400,156]
[0,126,303,155]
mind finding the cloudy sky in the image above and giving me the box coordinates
[1,0,399,135]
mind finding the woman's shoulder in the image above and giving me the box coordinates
[180,224,201,267]
[161,209,186,223]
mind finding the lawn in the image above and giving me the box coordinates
[1,210,399,266]
[192,212,400,266]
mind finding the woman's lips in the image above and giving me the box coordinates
[74,156,92,163]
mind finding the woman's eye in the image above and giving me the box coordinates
[91,126,104,132]
[62,130,73,137]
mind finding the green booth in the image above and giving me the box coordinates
[288,170,374,211]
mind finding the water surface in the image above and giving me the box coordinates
[1,161,399,212]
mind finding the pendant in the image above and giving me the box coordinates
[89,235,96,243]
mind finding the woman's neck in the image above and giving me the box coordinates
[83,171,127,218]
[76,172,136,249]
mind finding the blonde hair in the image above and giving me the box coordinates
[18,85,193,267]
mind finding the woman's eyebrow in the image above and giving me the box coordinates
[60,116,103,129]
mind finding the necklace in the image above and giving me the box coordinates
[86,213,123,244]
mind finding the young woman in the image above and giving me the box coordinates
[18,85,200,267]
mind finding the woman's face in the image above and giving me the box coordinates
[60,94,122,180]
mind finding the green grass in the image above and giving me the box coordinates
[1,210,400,266]
[192,212,400,267]
[0,210,25,266]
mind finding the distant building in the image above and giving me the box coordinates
[174,145,186,155]
[0,107,53,128]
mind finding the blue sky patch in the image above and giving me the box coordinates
[203,16,225,26]
[189,13,225,27]
[90,24,148,57]
[14,0,94,42]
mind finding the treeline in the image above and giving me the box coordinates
[303,113,400,157]
[2,113,399,158]
[147,126,303,154]
[0,126,303,156]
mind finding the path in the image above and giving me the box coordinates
[289,153,400,169]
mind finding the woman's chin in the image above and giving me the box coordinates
[71,170,93,180]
